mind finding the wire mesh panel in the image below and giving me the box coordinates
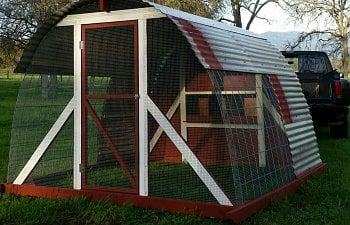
[23,115,74,188]
[147,18,235,203]
[82,21,138,191]
[209,71,294,204]
[8,21,75,186]
[8,75,74,185]
[26,26,74,75]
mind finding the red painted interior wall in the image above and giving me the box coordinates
[149,73,260,165]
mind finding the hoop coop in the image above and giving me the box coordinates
[5,0,325,223]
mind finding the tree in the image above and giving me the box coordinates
[0,0,70,47]
[0,0,70,69]
[231,0,278,30]
[281,0,350,77]
[152,0,225,19]
[153,0,278,30]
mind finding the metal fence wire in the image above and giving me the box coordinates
[8,15,294,205]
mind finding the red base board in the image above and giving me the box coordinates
[1,163,326,224]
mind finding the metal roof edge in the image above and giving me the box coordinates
[14,0,96,73]
[143,0,264,40]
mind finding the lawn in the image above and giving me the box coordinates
[0,73,350,225]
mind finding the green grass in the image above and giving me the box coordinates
[0,74,21,182]
[1,74,350,224]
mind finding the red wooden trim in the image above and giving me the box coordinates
[268,75,293,124]
[81,20,140,192]
[171,17,223,70]
[84,185,138,194]
[87,94,135,99]
[2,163,326,223]
[99,0,110,12]
[82,21,138,30]
[226,163,326,223]
[2,183,233,219]
[133,21,140,194]
[85,101,136,188]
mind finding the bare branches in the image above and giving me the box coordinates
[0,0,70,69]
[281,0,350,76]
[152,0,225,19]
[227,0,278,30]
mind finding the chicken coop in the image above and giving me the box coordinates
[3,0,325,223]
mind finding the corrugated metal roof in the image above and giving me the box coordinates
[146,1,293,76]
[14,0,322,176]
[16,0,292,77]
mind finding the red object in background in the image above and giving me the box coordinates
[334,80,342,97]
[99,0,111,12]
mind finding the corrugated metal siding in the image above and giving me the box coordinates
[277,76,322,176]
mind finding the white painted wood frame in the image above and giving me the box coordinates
[146,96,233,206]
[149,94,180,152]
[138,19,148,196]
[57,8,166,192]
[14,98,75,185]
[185,91,256,95]
[262,93,285,132]
[73,24,82,190]
[256,75,266,167]
[186,122,258,129]
[179,61,187,162]
[57,8,165,27]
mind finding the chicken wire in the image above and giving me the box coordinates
[8,14,295,205]
[209,71,294,204]
[8,25,75,186]
[147,17,294,204]
[147,18,235,203]
[8,74,74,187]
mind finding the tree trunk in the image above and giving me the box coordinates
[341,44,349,78]
[231,0,242,28]
[339,26,349,78]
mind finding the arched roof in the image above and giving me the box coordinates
[16,0,292,77]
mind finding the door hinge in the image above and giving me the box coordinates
[79,41,84,50]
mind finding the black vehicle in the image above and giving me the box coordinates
[281,51,350,138]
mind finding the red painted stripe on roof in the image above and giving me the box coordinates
[171,17,223,70]
[268,75,293,124]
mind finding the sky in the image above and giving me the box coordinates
[224,3,311,34]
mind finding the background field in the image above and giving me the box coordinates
[0,73,350,225]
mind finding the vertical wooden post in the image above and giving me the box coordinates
[73,24,82,190]
[41,75,49,98]
[179,50,188,163]
[50,75,58,96]
[138,19,148,196]
[256,74,266,167]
